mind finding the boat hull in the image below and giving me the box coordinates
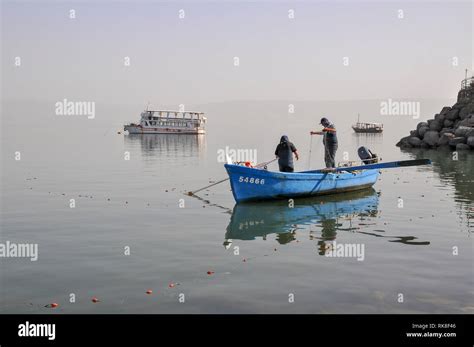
[352,126,383,133]
[224,164,380,203]
[124,125,205,134]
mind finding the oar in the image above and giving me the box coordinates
[312,159,431,173]
[308,134,314,170]
[187,158,277,196]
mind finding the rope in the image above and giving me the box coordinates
[187,158,278,196]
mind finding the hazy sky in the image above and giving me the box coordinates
[2,1,473,106]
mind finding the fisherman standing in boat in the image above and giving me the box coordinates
[275,135,299,172]
[310,117,338,168]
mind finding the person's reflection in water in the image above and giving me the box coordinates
[316,218,338,255]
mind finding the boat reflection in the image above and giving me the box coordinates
[351,132,384,147]
[124,134,206,159]
[224,189,430,253]
[225,189,378,247]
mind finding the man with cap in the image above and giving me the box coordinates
[310,117,338,168]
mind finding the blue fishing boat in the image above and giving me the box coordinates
[224,164,380,203]
[224,156,431,203]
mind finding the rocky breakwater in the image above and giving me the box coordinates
[397,77,474,151]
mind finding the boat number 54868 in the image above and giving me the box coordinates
[238,176,265,185]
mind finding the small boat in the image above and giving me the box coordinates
[352,114,383,133]
[124,108,206,134]
[224,164,380,203]
[224,156,431,203]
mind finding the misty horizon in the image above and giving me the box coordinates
[2,1,472,106]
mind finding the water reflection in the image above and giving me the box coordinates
[225,189,379,247]
[401,148,474,205]
[357,231,431,246]
[351,132,384,147]
[224,189,431,252]
[124,134,206,158]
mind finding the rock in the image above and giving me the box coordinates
[467,136,474,148]
[416,122,428,130]
[420,142,430,148]
[456,143,471,150]
[437,133,455,146]
[395,78,474,151]
[454,126,474,138]
[466,129,474,138]
[434,113,445,122]
[458,115,474,127]
[440,106,451,115]
[459,102,474,119]
[439,128,454,136]
[418,126,430,138]
[429,120,443,132]
[423,131,439,147]
[443,119,454,128]
[452,101,467,109]
[408,136,422,147]
[396,136,412,148]
[459,110,473,120]
[446,109,460,121]
[449,137,466,147]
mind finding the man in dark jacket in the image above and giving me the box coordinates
[310,117,338,168]
[275,135,299,172]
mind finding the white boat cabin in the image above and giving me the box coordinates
[125,110,206,134]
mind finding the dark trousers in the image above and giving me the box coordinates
[324,144,338,168]
[279,165,294,172]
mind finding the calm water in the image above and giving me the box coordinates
[1,100,472,313]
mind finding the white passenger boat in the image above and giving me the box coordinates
[124,109,206,134]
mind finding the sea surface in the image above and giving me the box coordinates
[1,99,473,313]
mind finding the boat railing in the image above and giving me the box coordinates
[353,122,383,129]
[146,116,203,123]
[145,110,205,120]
